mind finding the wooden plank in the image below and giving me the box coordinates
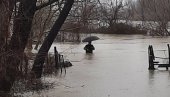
[153,61,159,63]
[154,64,169,66]
[158,65,170,67]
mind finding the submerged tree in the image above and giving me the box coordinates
[32,0,74,78]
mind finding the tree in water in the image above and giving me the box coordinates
[0,0,65,92]
[32,0,74,78]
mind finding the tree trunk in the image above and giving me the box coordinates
[32,0,74,78]
[0,0,37,92]
[0,0,14,59]
[0,0,15,92]
[9,0,36,51]
[0,0,14,45]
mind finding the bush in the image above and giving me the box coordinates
[95,23,147,34]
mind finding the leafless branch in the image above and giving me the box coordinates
[36,0,59,10]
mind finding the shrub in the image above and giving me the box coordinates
[95,23,147,34]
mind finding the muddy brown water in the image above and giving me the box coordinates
[14,34,170,97]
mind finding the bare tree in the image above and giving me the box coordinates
[97,0,124,27]
[66,0,99,33]
[0,0,63,92]
[33,1,63,50]
[0,0,15,92]
[136,0,170,36]
[32,0,74,78]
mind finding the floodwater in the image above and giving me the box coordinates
[17,34,170,97]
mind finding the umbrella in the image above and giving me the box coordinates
[82,36,99,42]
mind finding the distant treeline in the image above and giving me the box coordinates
[94,23,147,34]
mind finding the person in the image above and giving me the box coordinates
[84,41,95,53]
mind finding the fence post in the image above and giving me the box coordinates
[148,45,155,70]
[58,54,63,73]
[54,47,59,68]
[167,44,170,70]
[61,55,66,74]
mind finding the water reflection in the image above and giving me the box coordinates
[148,70,155,86]
[84,53,94,60]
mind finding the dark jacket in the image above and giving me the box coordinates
[84,44,95,53]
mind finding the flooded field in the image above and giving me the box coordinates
[16,34,170,97]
